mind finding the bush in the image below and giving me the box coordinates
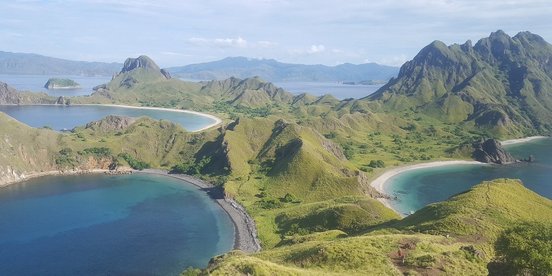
[119,153,150,170]
[280,193,298,203]
[82,147,112,157]
[494,222,552,276]
[55,148,75,168]
[406,254,436,268]
[170,157,212,175]
[368,160,385,168]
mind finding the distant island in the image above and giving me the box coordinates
[342,80,388,85]
[166,56,399,82]
[44,78,81,89]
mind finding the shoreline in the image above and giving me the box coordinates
[0,168,261,254]
[0,169,118,188]
[74,104,223,132]
[370,161,485,214]
[370,136,551,216]
[500,135,548,146]
[0,103,223,133]
[137,169,261,253]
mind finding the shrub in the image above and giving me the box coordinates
[119,153,150,170]
[494,222,552,276]
[82,147,112,157]
[280,193,298,203]
[368,160,385,168]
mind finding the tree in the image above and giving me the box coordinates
[494,222,552,276]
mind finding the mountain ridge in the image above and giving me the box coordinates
[366,30,552,136]
[0,51,122,76]
[167,56,399,82]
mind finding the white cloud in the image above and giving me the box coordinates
[257,40,277,48]
[188,37,248,48]
[307,44,326,54]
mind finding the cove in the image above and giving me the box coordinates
[0,173,234,275]
[385,138,552,216]
[0,104,218,132]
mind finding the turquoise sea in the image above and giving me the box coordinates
[0,174,234,275]
[385,138,552,216]
[0,104,216,132]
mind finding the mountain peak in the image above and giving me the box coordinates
[119,55,171,79]
[121,55,160,73]
[489,29,510,40]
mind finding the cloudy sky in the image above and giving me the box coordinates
[1,0,550,67]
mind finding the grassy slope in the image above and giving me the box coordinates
[0,113,219,185]
[0,112,61,182]
[205,179,552,275]
[218,116,399,248]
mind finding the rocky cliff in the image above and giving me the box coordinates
[0,81,55,104]
[368,30,552,135]
[83,115,136,133]
[472,138,517,164]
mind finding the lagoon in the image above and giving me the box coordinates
[0,173,234,275]
[0,104,218,132]
[385,138,552,216]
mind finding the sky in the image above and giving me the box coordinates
[1,0,551,68]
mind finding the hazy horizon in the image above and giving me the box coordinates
[2,0,551,68]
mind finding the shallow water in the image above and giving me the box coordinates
[0,173,234,275]
[0,104,216,131]
[385,138,552,216]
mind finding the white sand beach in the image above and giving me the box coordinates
[370,135,551,215]
[76,103,223,132]
[370,161,484,213]
[500,136,548,146]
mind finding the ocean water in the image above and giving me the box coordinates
[274,81,382,99]
[0,74,382,100]
[385,138,552,216]
[0,74,111,97]
[0,105,216,132]
[0,174,234,275]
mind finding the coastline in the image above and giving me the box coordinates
[500,135,548,146]
[74,104,223,132]
[370,135,551,215]
[0,103,223,133]
[1,168,261,254]
[137,169,261,253]
[0,169,118,188]
[370,161,485,214]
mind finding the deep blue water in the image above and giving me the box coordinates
[386,138,552,216]
[0,105,216,132]
[0,174,234,275]
[0,74,111,97]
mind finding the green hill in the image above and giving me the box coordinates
[201,179,552,275]
[366,30,552,136]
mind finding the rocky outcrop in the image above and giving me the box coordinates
[55,96,70,105]
[119,55,171,80]
[121,55,161,73]
[160,69,172,79]
[84,115,136,133]
[472,139,517,164]
[0,81,22,104]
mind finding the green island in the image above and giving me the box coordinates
[1,31,552,275]
[44,78,81,89]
